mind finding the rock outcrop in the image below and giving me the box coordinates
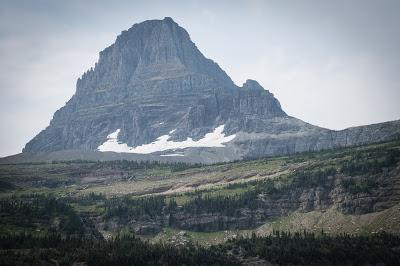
[95,163,400,233]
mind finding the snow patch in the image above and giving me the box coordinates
[160,153,185,157]
[97,125,236,154]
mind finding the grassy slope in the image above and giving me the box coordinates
[256,203,400,236]
[1,140,400,245]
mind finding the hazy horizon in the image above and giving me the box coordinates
[1,0,400,157]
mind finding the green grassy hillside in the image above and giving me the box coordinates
[1,141,400,264]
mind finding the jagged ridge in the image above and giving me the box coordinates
[21,17,400,162]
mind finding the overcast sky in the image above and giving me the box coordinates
[1,0,399,157]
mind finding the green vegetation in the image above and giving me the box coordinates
[1,230,399,265]
[0,194,84,236]
[223,231,400,265]
[339,147,400,176]
[90,159,204,172]
[1,140,400,264]
[105,196,167,219]
[0,233,237,266]
[340,177,377,194]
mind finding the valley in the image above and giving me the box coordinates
[1,140,400,241]
[2,140,400,264]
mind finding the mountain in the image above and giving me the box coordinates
[13,17,400,163]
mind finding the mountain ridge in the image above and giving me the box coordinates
[2,119,399,164]
[14,17,400,163]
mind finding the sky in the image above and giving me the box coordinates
[1,0,399,157]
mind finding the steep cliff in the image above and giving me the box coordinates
[21,17,400,163]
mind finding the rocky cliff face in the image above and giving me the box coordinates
[99,163,400,233]
[22,17,400,162]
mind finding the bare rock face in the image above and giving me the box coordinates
[22,17,400,162]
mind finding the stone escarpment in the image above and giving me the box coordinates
[21,17,400,163]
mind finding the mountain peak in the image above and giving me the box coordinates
[162,16,175,23]
[242,79,264,90]
[22,18,400,162]
[76,17,234,91]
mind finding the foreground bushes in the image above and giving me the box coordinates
[1,231,399,265]
[0,233,236,266]
[224,231,400,265]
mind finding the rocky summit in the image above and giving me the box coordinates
[20,17,400,163]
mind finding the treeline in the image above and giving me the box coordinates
[104,196,167,218]
[339,148,400,176]
[9,143,395,230]
[2,159,204,172]
[66,191,107,205]
[223,231,400,266]
[178,179,278,215]
[340,177,377,194]
[0,233,237,266]
[2,230,399,265]
[94,160,204,172]
[182,190,259,216]
[102,188,262,219]
[281,147,400,194]
[286,167,337,189]
[177,146,400,214]
[0,194,83,235]
[99,165,348,219]
[101,146,400,220]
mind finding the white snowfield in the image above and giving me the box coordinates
[97,125,236,154]
[159,153,185,157]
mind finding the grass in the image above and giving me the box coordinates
[1,140,399,201]
[69,202,105,215]
[1,140,399,245]
[151,227,251,246]
[255,203,400,236]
